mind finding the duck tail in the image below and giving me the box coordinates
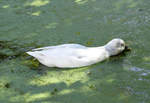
[26,51,35,57]
[26,51,43,59]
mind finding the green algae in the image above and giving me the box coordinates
[0,0,150,103]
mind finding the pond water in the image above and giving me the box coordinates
[0,0,150,103]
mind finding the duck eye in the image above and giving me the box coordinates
[121,43,124,47]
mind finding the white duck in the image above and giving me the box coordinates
[27,38,126,68]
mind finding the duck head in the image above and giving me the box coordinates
[105,38,126,56]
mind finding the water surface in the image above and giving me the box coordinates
[0,0,150,103]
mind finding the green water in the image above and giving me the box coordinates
[0,0,150,103]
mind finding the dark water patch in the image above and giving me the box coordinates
[4,83,10,88]
[0,40,42,62]
[0,82,11,89]
[0,53,8,60]
[14,88,25,95]
[138,8,144,12]
[0,40,48,74]
[51,88,58,95]
[0,41,8,48]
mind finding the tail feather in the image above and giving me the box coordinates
[26,51,44,59]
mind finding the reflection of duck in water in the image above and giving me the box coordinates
[27,38,128,68]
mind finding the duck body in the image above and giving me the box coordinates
[27,38,126,68]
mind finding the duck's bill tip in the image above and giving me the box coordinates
[124,45,131,51]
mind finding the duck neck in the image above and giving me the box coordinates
[94,46,111,57]
[104,45,116,56]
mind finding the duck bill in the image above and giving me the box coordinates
[124,45,131,51]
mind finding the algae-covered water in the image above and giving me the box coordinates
[0,0,150,103]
